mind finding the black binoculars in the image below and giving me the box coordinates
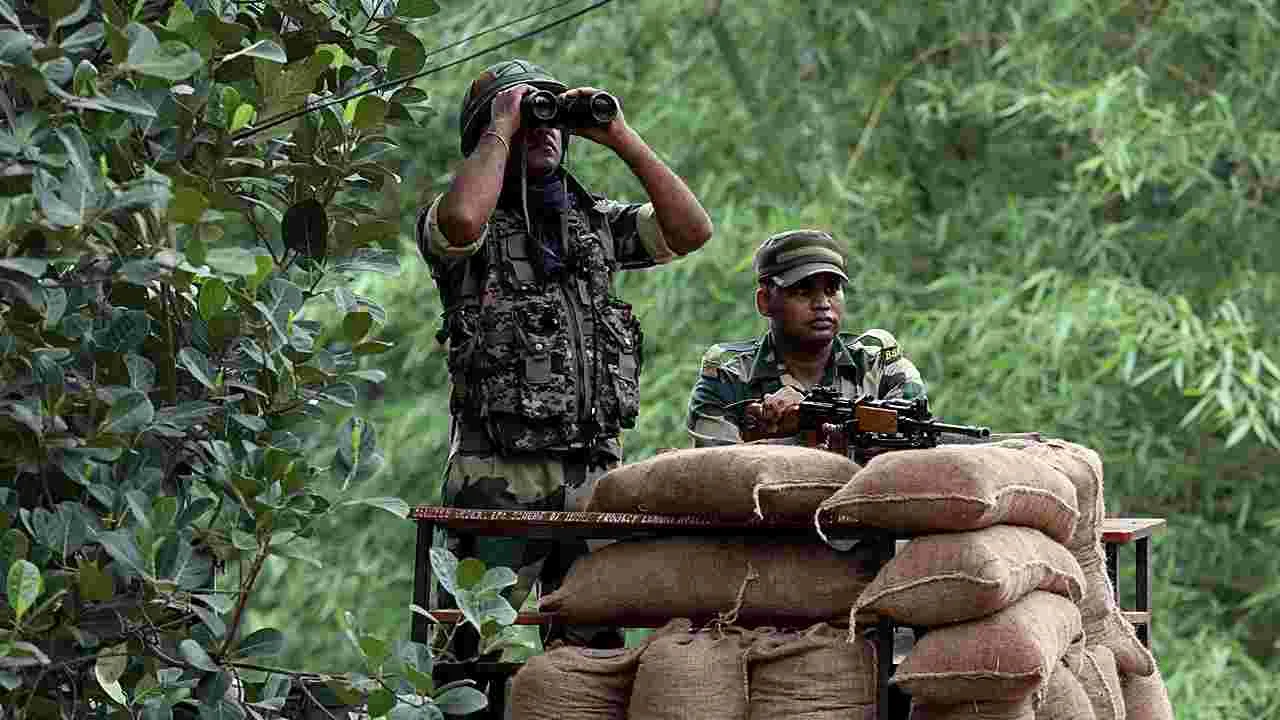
[521,89,619,130]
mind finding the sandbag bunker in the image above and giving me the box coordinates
[509,441,1174,720]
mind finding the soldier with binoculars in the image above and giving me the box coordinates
[416,59,712,653]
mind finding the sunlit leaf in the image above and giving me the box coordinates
[6,559,41,621]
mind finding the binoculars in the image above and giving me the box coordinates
[521,89,619,130]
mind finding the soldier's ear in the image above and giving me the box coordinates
[755,284,772,317]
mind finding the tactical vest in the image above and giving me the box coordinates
[430,194,644,455]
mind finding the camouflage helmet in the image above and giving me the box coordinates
[458,59,567,156]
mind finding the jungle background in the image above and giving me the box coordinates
[249,0,1280,717]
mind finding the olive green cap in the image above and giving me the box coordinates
[753,229,849,287]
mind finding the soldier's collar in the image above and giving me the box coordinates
[748,332,854,382]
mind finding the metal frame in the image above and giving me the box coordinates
[1102,517,1166,648]
[411,508,1166,718]
[411,507,897,719]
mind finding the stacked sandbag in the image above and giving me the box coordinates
[910,699,1036,719]
[587,444,860,519]
[1002,439,1153,678]
[746,623,877,719]
[1068,645,1124,720]
[1033,661,1096,720]
[628,619,753,720]
[894,591,1083,705]
[508,645,642,720]
[816,446,1081,544]
[1002,439,1173,719]
[541,536,878,625]
[855,525,1086,627]
[1120,668,1174,720]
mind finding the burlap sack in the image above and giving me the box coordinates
[1081,596,1153,678]
[816,447,1080,544]
[1000,439,1153,678]
[1035,663,1095,720]
[629,619,752,720]
[746,623,877,720]
[1121,666,1173,720]
[508,645,641,720]
[998,439,1104,553]
[541,537,877,625]
[894,591,1083,704]
[856,525,1085,627]
[586,444,859,519]
[1073,646,1125,720]
[910,699,1035,720]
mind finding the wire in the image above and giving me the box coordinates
[232,0,616,143]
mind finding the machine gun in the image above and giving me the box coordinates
[744,386,991,464]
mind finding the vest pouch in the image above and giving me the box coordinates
[595,301,643,431]
[482,298,577,423]
[505,232,539,285]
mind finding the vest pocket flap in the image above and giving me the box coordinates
[524,354,552,383]
[513,324,555,384]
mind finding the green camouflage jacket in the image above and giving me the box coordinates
[686,329,927,447]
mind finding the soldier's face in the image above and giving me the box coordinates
[760,273,844,344]
[519,126,563,176]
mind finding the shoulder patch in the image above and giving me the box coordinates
[850,328,899,350]
[700,340,757,379]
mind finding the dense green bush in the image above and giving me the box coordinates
[0,0,527,717]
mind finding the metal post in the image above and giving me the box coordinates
[412,521,434,644]
[874,535,896,720]
[1136,536,1151,648]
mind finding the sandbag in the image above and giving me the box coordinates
[894,591,1083,704]
[1082,602,1153,679]
[747,623,877,720]
[817,447,1080,544]
[993,439,1152,679]
[1000,439,1104,552]
[1035,663,1095,720]
[508,645,640,720]
[910,699,1035,720]
[1073,646,1125,720]
[629,619,752,720]
[856,525,1085,627]
[1121,666,1173,720]
[586,444,859,519]
[541,537,877,625]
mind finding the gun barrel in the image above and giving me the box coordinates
[931,421,991,438]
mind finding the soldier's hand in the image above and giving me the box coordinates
[488,84,530,139]
[561,86,628,148]
[745,387,804,435]
[762,386,804,432]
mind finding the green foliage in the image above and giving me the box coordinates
[0,0,492,718]
[238,1,1280,718]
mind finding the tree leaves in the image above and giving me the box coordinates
[178,638,218,672]
[434,687,488,717]
[222,40,287,65]
[178,347,217,390]
[6,559,41,621]
[396,0,442,19]
[94,642,130,705]
[233,628,284,658]
[122,23,202,81]
[94,529,148,578]
[339,496,409,519]
[100,390,154,434]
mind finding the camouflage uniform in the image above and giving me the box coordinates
[418,170,674,631]
[687,329,927,447]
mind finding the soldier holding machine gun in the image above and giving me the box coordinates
[686,229,987,460]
